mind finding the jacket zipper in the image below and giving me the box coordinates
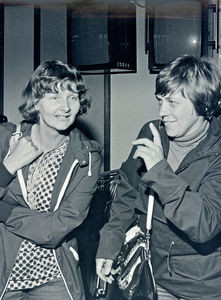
[53,250,73,300]
[52,159,79,300]
[53,159,79,211]
[0,275,12,300]
[167,241,175,277]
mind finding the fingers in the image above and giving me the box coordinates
[30,140,40,152]
[149,122,162,147]
[132,123,164,170]
[5,136,43,174]
[133,146,151,159]
[111,266,121,275]
[132,123,162,149]
[20,137,42,154]
[103,259,113,277]
[26,137,41,153]
[132,138,153,148]
[96,258,114,284]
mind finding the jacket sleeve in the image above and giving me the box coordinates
[0,124,17,218]
[0,163,15,188]
[3,154,101,248]
[0,123,16,188]
[142,157,221,243]
[96,169,138,260]
[0,199,18,222]
[96,122,153,260]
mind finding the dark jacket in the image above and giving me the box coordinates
[0,121,101,300]
[97,117,221,300]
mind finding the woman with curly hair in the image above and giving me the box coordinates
[0,60,101,300]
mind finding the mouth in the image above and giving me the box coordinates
[162,119,176,124]
[55,115,70,120]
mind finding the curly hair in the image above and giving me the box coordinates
[155,55,221,120]
[19,60,91,122]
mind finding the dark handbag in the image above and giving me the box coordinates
[113,193,156,300]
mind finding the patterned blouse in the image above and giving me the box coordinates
[6,138,69,291]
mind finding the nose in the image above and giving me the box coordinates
[61,97,71,112]
[159,100,170,118]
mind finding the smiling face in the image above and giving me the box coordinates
[157,91,206,139]
[36,87,80,133]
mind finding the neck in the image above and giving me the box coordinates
[172,118,209,147]
[31,123,68,152]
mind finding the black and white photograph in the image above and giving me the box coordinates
[0,0,220,299]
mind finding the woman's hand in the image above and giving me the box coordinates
[96,258,118,284]
[4,136,43,174]
[133,123,164,171]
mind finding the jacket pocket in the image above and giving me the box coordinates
[69,246,79,261]
[171,250,221,281]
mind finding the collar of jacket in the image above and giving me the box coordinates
[18,121,102,168]
[68,127,102,167]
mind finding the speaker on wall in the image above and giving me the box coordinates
[67,1,136,74]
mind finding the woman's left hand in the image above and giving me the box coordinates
[132,123,164,171]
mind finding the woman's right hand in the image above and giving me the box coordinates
[3,136,43,174]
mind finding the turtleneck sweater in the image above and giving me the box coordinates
[167,120,209,171]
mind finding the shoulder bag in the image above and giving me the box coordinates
[113,191,157,300]
[95,192,157,300]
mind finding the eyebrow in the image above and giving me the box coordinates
[156,95,176,101]
[66,90,79,95]
[57,90,79,95]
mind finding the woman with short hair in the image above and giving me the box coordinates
[96,55,221,300]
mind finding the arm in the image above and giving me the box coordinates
[96,167,139,283]
[132,122,221,243]
[0,126,43,218]
[96,169,138,260]
[0,123,16,188]
[3,154,101,248]
[142,157,221,243]
[96,121,161,282]
[96,121,156,260]
[0,123,42,189]
[0,163,15,188]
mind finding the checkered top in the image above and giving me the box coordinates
[6,138,69,291]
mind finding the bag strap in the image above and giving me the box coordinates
[10,123,28,203]
[146,191,155,232]
[17,169,28,202]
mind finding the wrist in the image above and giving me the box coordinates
[3,159,17,175]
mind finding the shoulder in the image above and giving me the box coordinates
[70,127,102,152]
[0,122,16,160]
[68,127,102,166]
[0,122,16,144]
[0,122,16,134]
